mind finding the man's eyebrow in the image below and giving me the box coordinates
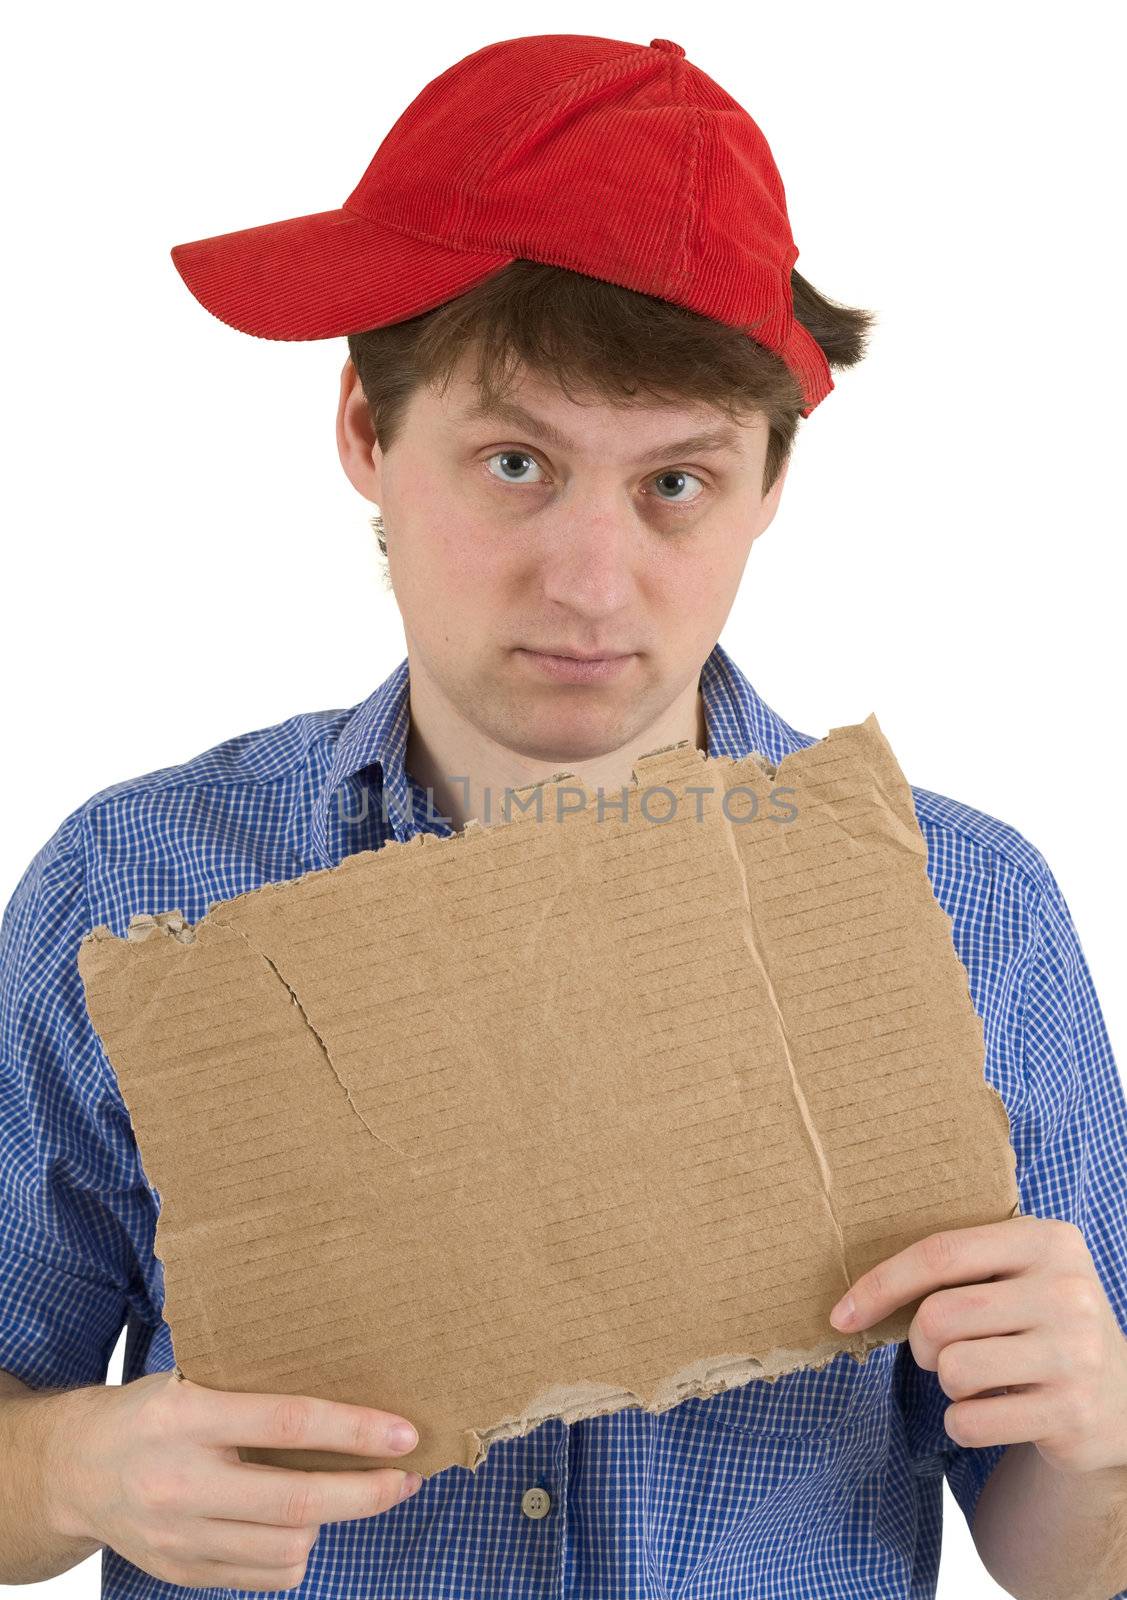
[455,399,744,465]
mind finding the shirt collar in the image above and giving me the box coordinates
[309,640,818,870]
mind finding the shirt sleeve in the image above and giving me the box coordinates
[896,850,1127,1544]
[0,806,153,1390]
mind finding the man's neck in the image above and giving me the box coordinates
[404,680,709,834]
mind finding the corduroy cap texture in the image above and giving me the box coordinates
[170,33,832,416]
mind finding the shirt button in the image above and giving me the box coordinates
[649,38,686,57]
[521,1486,552,1519]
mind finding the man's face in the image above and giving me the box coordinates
[337,348,787,766]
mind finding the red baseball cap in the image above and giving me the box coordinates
[170,33,833,416]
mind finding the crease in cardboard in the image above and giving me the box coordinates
[212,913,410,1161]
[714,784,853,1297]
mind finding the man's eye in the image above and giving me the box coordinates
[485,450,544,484]
[648,470,705,507]
[483,451,705,507]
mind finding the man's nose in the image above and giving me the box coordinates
[534,496,638,616]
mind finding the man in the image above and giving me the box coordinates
[2,30,1125,1600]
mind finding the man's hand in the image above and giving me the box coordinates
[828,1216,1127,1475]
[44,1370,423,1592]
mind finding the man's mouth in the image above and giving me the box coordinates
[515,648,636,683]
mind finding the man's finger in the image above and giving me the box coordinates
[199,1458,420,1526]
[182,1385,418,1459]
[830,1218,1055,1330]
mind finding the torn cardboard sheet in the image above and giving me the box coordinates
[77,713,1018,1480]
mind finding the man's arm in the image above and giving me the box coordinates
[0,1366,105,1583]
[880,842,1127,1597]
[968,850,1127,1600]
[972,1440,1127,1600]
[0,808,147,1577]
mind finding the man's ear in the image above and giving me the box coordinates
[767,453,790,511]
[750,453,790,544]
[336,356,383,502]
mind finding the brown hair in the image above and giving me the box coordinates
[346,259,876,561]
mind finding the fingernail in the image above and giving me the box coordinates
[830,1294,855,1329]
[389,1421,418,1451]
[399,1471,422,1501]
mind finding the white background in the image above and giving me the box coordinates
[2,2,1123,1595]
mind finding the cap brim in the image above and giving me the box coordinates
[170,206,516,341]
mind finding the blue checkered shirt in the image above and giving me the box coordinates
[2,640,1125,1599]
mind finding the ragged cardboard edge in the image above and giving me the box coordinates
[237,1323,900,1474]
[228,1334,913,1475]
[461,1330,902,1469]
[794,712,926,853]
[86,713,893,942]
[123,910,194,944]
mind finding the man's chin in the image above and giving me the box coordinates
[484,699,640,768]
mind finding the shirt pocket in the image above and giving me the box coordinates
[685,1340,899,1439]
